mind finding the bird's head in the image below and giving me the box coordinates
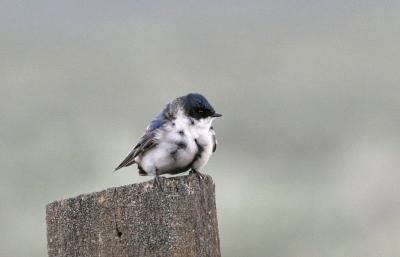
[182,93,222,121]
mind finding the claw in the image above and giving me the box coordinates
[189,169,206,180]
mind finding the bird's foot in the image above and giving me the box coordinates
[189,169,206,180]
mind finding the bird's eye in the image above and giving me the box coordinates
[197,109,204,113]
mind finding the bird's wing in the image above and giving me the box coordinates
[211,126,217,152]
[114,112,166,171]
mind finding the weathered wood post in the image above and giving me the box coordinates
[46,174,221,257]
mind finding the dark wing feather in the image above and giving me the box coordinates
[147,111,167,132]
[114,148,136,171]
[114,112,166,171]
[114,131,159,171]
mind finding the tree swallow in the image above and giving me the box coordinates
[115,93,222,185]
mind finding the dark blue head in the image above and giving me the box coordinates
[182,93,222,120]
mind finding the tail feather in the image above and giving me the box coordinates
[114,150,136,172]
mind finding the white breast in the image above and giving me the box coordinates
[189,117,215,171]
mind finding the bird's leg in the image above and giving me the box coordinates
[153,175,160,186]
[153,169,163,190]
[189,169,206,180]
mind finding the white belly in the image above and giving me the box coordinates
[137,138,197,175]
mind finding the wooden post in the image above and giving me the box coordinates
[46,174,221,257]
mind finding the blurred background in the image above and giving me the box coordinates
[1,1,400,256]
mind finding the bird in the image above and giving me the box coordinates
[115,93,222,186]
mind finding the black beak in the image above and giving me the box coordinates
[211,112,222,118]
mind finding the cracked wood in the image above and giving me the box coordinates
[46,174,221,257]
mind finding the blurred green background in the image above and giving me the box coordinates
[1,1,400,256]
